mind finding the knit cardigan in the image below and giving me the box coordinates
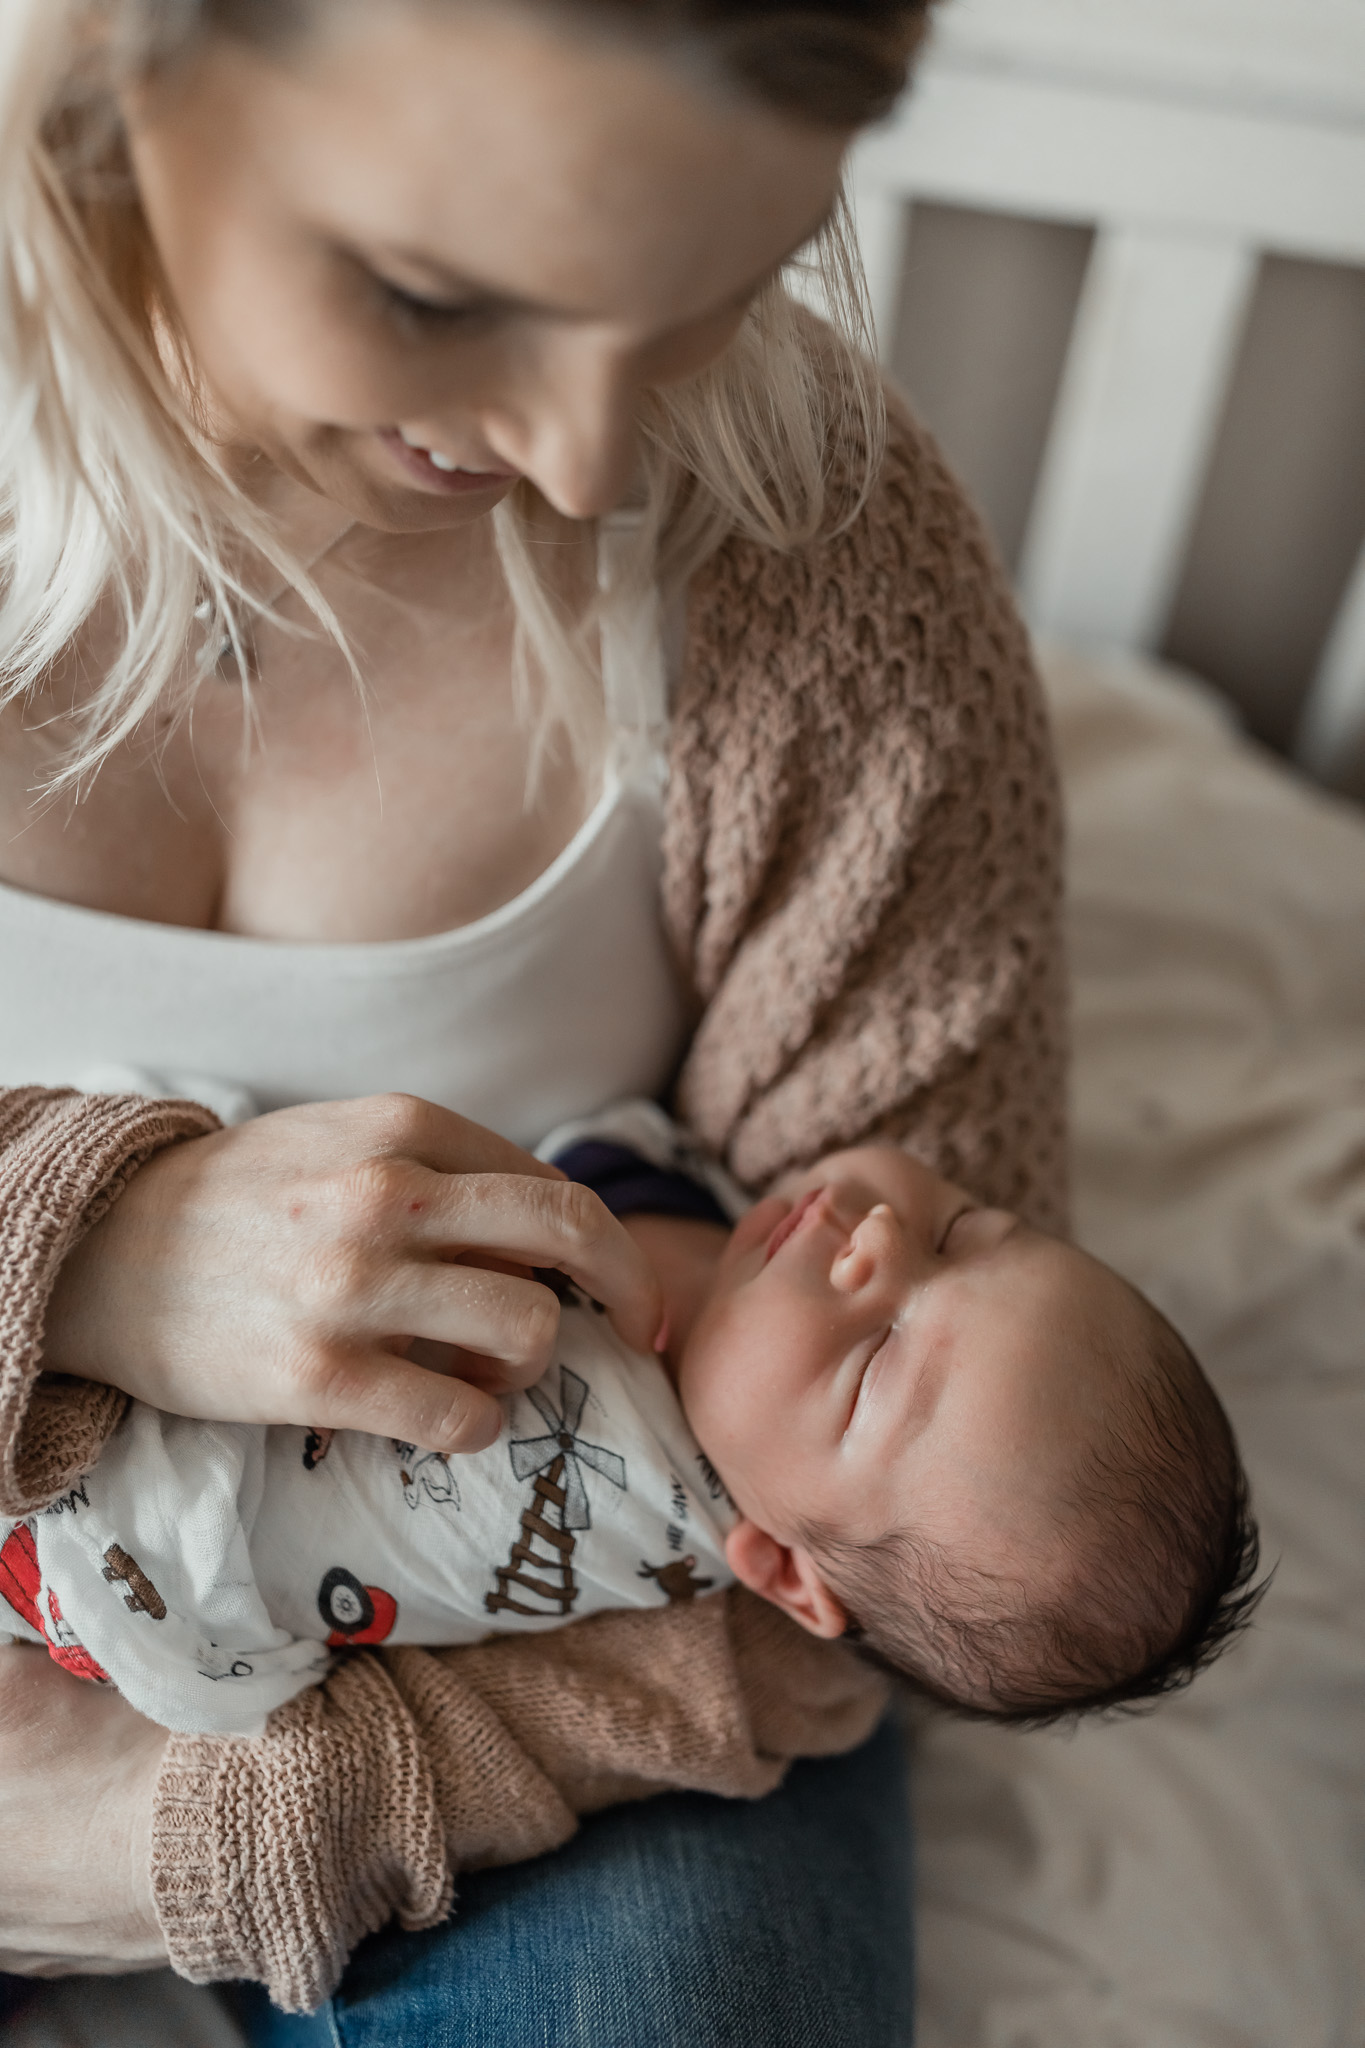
[0,402,1067,2011]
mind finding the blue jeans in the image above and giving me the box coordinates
[228,1715,913,2047]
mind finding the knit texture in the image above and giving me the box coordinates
[0,400,1067,2009]
[0,1087,221,1518]
[154,1590,885,2012]
[668,395,1068,1230]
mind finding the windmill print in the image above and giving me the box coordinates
[485,1366,626,1618]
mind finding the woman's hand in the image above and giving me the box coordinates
[42,1094,662,1454]
[0,1647,166,1975]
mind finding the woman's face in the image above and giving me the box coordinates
[122,1,849,530]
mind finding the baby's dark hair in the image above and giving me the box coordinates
[805,1301,1265,1724]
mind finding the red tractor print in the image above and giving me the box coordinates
[0,1523,109,1683]
[317,1566,398,1647]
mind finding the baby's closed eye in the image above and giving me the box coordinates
[845,1326,894,1432]
[939,1205,1017,1256]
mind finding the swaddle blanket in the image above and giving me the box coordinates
[0,1099,742,1735]
[0,1292,737,1735]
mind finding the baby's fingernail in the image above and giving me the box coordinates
[654,1316,670,1355]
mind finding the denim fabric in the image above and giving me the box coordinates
[228,1715,913,2048]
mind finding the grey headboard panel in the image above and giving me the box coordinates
[848,0,1365,790]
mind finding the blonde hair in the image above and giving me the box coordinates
[0,0,886,794]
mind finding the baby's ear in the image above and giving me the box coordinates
[724,1521,848,1640]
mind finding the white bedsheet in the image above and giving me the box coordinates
[13,645,1365,2046]
[917,645,1365,2048]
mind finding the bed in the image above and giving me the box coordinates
[917,641,1365,2046]
[13,1,1365,2040]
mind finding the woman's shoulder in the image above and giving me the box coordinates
[679,387,1043,781]
[683,390,1032,732]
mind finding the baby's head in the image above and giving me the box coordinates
[678,1146,1261,1721]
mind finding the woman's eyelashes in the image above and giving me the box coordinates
[377,278,495,330]
[349,254,499,333]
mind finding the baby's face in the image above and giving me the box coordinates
[678,1148,1142,1592]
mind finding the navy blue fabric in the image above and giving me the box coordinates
[550,1138,731,1228]
[227,1715,914,2045]
[0,1978,36,2025]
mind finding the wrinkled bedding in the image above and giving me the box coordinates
[13,646,1365,2047]
[917,645,1365,2048]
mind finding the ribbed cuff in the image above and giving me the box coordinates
[153,1655,452,2013]
[0,1088,221,1516]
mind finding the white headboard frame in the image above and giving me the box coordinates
[849,0,1365,780]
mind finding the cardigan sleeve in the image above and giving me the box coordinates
[152,1590,887,2013]
[0,1086,222,1518]
[665,397,1070,1234]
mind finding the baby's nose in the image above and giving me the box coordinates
[829,1203,899,1291]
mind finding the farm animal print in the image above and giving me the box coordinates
[638,1556,715,1604]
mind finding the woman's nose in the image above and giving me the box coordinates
[479,333,642,520]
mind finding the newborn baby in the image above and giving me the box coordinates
[0,1107,1257,1734]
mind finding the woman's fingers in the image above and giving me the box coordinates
[305,1351,508,1455]
[394,1263,561,1386]
[44,1094,664,1438]
[345,1099,663,1348]
[405,1172,664,1357]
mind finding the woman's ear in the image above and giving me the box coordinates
[724,1520,848,1639]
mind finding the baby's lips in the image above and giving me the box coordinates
[762,1187,824,1265]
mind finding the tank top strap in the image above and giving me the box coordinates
[597,510,671,796]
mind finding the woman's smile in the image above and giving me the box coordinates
[377,429,521,496]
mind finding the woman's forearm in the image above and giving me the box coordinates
[151,1590,886,2013]
[0,1645,166,1977]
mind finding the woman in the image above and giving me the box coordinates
[0,2,1067,2041]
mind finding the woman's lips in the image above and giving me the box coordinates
[378,429,519,496]
[762,1187,825,1265]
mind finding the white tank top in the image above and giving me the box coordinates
[0,522,689,1146]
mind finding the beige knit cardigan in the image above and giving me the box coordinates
[0,403,1067,2011]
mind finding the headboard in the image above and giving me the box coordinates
[847,0,1365,788]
